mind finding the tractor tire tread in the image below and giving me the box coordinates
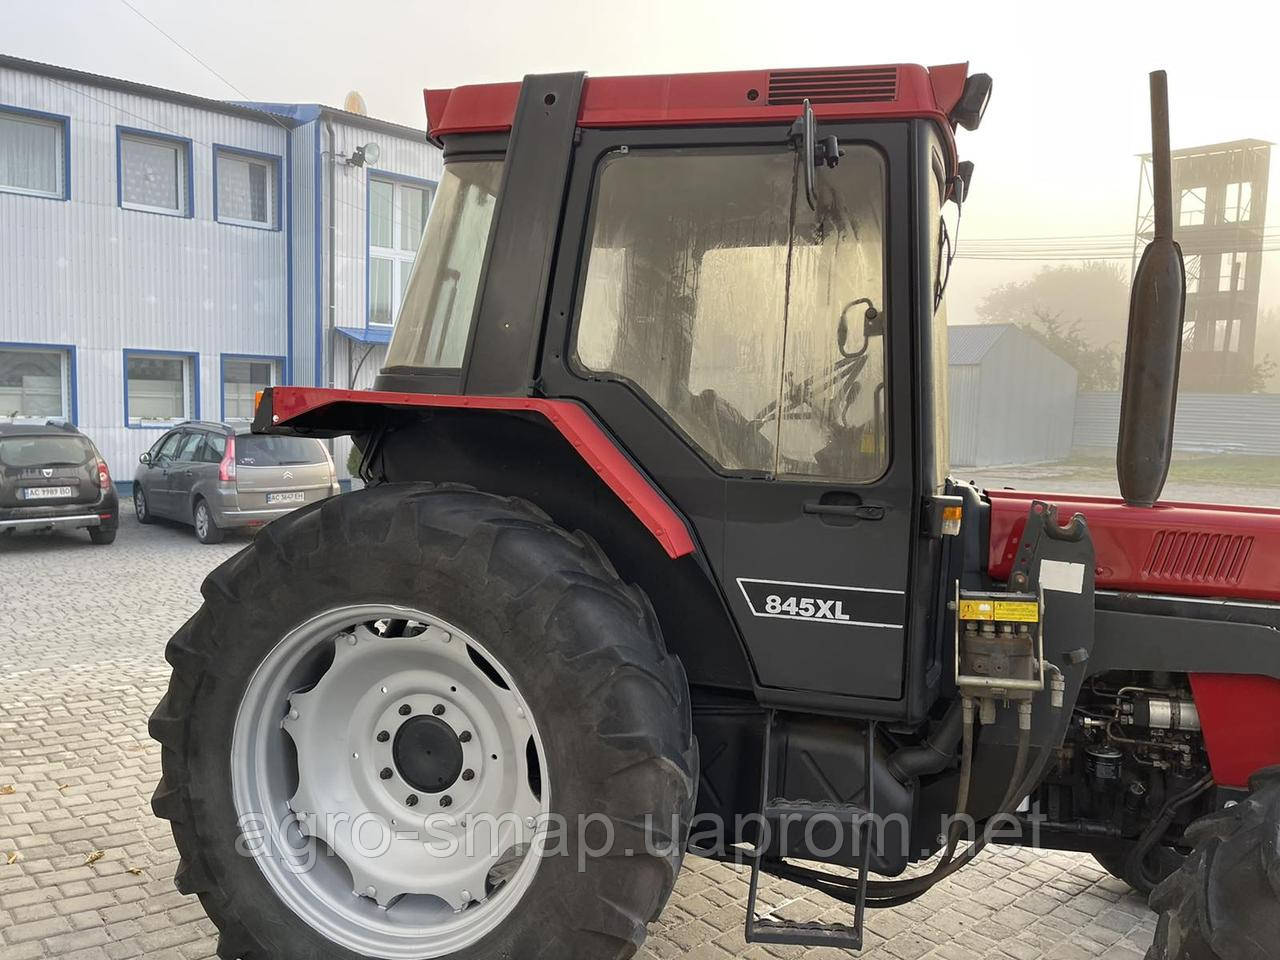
[151,482,695,960]
[1147,768,1280,960]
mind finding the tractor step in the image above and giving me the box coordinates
[747,918,863,947]
[744,711,877,952]
[763,798,870,820]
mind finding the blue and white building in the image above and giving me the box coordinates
[0,54,441,483]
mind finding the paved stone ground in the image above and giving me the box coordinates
[0,513,1157,959]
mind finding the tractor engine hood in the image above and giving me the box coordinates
[987,489,1280,603]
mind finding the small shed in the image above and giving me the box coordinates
[948,324,1078,468]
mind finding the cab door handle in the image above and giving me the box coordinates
[803,502,885,521]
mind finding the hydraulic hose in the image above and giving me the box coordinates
[887,698,966,781]
[1120,772,1214,887]
[863,712,1039,905]
[770,709,1036,906]
[938,698,976,869]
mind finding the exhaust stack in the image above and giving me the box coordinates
[1117,71,1187,507]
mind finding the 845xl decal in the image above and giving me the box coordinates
[736,578,904,629]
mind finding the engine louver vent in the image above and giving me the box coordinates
[1142,530,1254,585]
[767,67,899,106]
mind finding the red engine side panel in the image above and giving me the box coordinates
[1189,674,1280,788]
[987,490,1280,602]
[988,490,1280,786]
[266,386,696,560]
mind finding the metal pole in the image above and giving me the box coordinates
[1149,71,1173,241]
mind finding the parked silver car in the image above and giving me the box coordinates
[132,422,339,543]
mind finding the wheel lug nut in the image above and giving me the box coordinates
[440,795,453,808]
[433,704,446,716]
[406,794,419,807]
[461,769,475,782]
[377,730,390,743]
[459,731,472,743]
[380,768,393,780]
[399,704,412,716]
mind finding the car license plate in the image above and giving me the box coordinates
[23,486,76,500]
[267,491,305,505]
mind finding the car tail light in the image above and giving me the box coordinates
[219,435,237,482]
[96,459,111,491]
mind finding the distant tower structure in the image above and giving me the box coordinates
[1133,139,1271,392]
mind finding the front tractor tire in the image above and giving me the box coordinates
[150,484,697,960]
[1147,768,1280,960]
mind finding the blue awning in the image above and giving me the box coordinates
[335,326,392,345]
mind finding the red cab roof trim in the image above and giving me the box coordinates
[425,63,966,155]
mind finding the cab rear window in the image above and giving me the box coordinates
[0,435,94,468]
[235,435,327,467]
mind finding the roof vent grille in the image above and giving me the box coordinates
[1142,530,1254,585]
[767,67,898,106]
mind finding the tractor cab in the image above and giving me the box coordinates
[367,66,989,710]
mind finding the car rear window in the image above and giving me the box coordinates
[235,435,327,467]
[0,435,94,468]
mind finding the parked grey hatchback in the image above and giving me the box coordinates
[132,421,339,543]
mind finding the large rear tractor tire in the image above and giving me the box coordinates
[1147,768,1280,960]
[150,483,697,960]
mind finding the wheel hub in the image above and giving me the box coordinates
[232,606,551,959]
[393,715,464,794]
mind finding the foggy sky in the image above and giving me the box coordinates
[6,0,1280,319]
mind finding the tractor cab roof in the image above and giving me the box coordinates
[425,62,973,163]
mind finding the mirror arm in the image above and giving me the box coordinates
[790,99,818,210]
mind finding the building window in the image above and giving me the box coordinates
[1218,252,1247,293]
[369,176,434,326]
[222,356,280,420]
[0,346,71,420]
[0,107,68,200]
[1213,319,1242,353]
[1178,186,1205,227]
[119,129,191,216]
[1223,181,1252,223]
[126,352,195,426]
[1183,254,1202,294]
[215,147,280,228]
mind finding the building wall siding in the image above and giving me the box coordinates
[0,64,290,479]
[948,327,1078,468]
[1074,392,1280,456]
[1,62,440,496]
[327,119,442,339]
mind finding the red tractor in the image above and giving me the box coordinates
[151,64,1280,960]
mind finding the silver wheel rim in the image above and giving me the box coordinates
[194,503,208,538]
[135,488,146,519]
[231,605,551,958]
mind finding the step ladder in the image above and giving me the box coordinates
[744,711,876,951]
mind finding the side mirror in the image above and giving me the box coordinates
[838,299,883,358]
[951,73,993,131]
[954,160,975,204]
[139,451,152,465]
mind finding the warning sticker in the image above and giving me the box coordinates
[958,599,995,621]
[994,600,1040,623]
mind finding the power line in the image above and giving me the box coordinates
[115,0,284,128]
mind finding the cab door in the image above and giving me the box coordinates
[552,124,920,703]
[720,140,915,701]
